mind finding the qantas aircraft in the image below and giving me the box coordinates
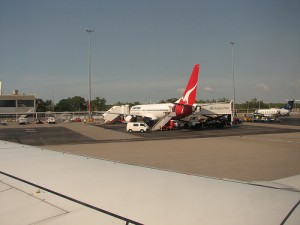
[125,64,200,122]
[254,100,295,117]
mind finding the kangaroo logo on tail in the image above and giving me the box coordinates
[176,64,200,106]
[178,83,198,105]
[174,64,200,118]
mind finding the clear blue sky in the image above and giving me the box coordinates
[0,0,299,104]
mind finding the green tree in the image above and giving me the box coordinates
[131,101,141,107]
[115,101,125,106]
[36,99,54,112]
[195,99,206,103]
[91,97,106,111]
[71,96,86,111]
[54,96,86,111]
[114,101,141,109]
[165,98,178,103]
[54,98,73,111]
[218,98,229,102]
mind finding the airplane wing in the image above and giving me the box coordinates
[1,140,300,225]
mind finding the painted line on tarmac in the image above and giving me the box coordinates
[25,128,37,133]
[240,136,300,145]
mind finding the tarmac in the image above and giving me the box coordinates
[34,121,300,182]
[1,119,300,182]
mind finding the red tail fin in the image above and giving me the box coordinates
[176,64,200,106]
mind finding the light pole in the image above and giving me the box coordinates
[230,42,236,116]
[86,29,94,115]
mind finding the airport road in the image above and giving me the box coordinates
[0,120,300,182]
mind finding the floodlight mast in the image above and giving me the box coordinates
[86,29,94,115]
[230,42,236,116]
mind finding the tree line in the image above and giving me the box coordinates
[36,96,286,112]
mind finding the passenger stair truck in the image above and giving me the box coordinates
[103,105,130,123]
[151,112,176,131]
[18,108,34,124]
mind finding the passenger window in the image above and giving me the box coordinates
[133,124,138,127]
[140,124,145,127]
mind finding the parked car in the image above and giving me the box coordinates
[46,117,56,124]
[18,117,28,125]
[70,117,82,122]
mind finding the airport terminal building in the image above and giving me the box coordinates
[0,90,36,114]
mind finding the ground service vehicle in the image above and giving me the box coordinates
[126,122,150,133]
[46,116,56,124]
[18,117,28,125]
[160,120,178,130]
[70,117,82,122]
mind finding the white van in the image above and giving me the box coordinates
[126,122,150,133]
[18,117,28,125]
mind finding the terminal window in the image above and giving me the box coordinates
[17,100,34,107]
[0,100,16,107]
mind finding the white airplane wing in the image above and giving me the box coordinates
[1,140,300,225]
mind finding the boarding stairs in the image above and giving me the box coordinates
[18,109,34,119]
[151,112,176,131]
[103,105,130,123]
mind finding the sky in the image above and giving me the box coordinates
[0,0,299,104]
